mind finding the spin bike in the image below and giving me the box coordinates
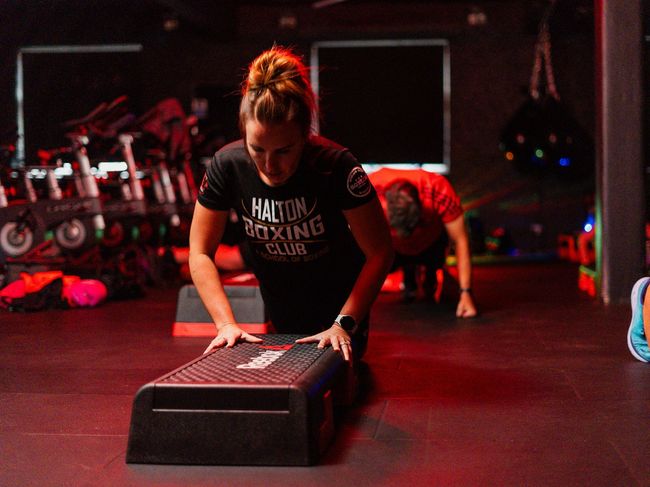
[62,96,147,249]
[0,136,104,263]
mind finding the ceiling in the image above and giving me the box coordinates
[0,0,594,48]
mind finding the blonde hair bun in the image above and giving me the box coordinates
[239,46,316,135]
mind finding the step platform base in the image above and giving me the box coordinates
[126,334,347,465]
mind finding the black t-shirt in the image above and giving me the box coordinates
[198,135,376,334]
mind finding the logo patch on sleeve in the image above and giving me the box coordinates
[199,173,209,195]
[347,166,372,198]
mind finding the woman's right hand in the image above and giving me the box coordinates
[203,323,263,354]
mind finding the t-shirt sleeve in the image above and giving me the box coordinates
[335,150,377,210]
[197,152,234,211]
[426,174,463,223]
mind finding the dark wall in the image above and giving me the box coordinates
[0,0,595,253]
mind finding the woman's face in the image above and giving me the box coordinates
[245,119,306,187]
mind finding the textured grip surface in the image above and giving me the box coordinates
[159,334,324,385]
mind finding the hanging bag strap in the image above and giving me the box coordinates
[529,0,560,101]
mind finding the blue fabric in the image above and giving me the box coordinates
[627,277,650,362]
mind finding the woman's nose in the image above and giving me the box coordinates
[265,154,278,171]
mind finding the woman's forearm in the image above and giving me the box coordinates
[189,251,237,330]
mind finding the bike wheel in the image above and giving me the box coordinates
[102,220,125,247]
[55,218,90,251]
[0,221,35,257]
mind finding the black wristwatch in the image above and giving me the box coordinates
[334,314,357,333]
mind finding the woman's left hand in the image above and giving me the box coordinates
[295,325,353,362]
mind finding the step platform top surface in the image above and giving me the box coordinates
[157,334,331,386]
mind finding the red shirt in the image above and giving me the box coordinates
[369,168,463,255]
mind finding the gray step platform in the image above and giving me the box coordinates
[173,278,268,336]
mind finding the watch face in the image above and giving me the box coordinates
[338,315,356,331]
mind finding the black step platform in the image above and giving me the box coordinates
[126,334,347,466]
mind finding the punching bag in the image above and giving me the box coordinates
[499,2,593,180]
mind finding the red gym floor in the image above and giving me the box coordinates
[1,261,649,486]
